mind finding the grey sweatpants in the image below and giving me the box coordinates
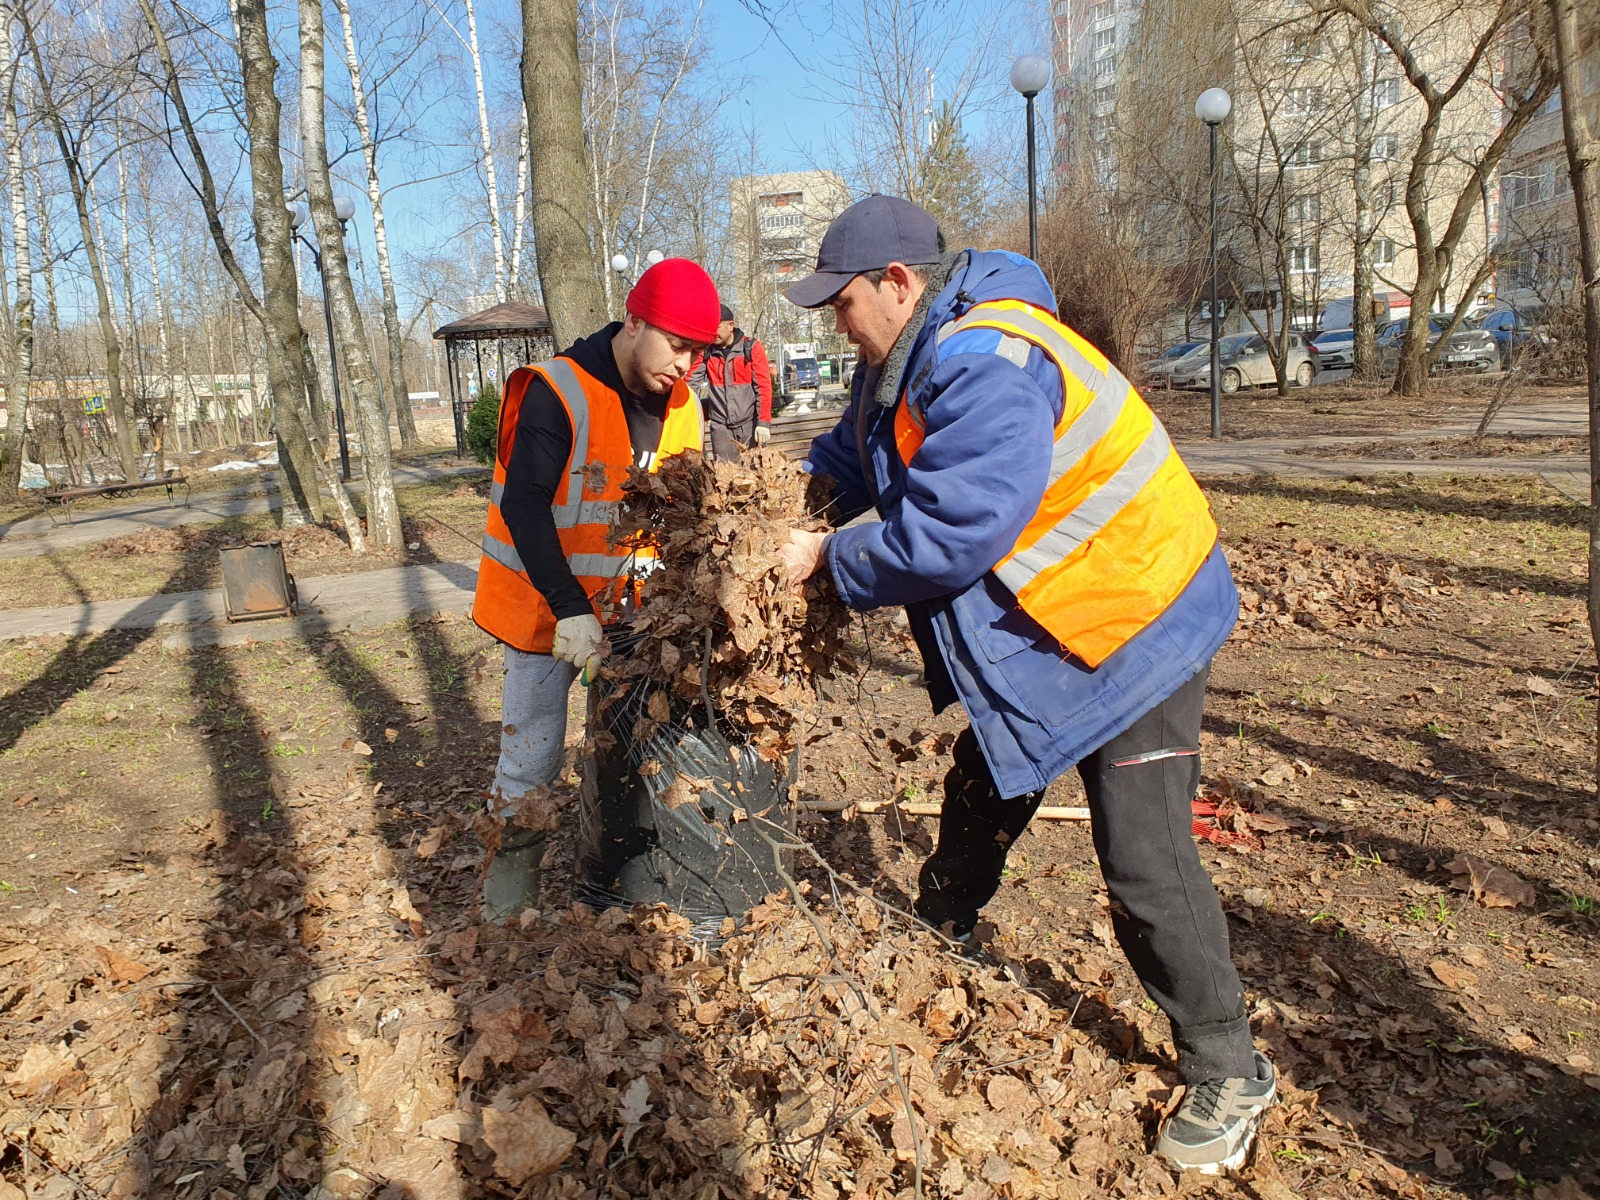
[492,647,577,812]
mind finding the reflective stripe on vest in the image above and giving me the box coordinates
[898,299,1217,667]
[473,356,703,653]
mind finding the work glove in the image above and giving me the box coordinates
[552,614,605,680]
[754,426,771,446]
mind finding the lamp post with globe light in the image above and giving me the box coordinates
[288,195,358,479]
[1010,54,1052,261]
[611,249,665,286]
[1194,86,1232,439]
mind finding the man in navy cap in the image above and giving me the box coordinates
[777,194,1274,1175]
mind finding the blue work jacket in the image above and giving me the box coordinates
[807,250,1239,797]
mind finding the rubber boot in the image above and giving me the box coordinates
[481,828,545,924]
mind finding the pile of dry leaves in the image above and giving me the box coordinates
[430,880,1324,1200]
[1226,536,1451,637]
[598,448,850,760]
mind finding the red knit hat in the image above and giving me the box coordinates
[625,258,720,344]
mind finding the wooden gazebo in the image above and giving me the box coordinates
[432,300,556,455]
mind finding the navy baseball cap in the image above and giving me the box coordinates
[783,194,942,309]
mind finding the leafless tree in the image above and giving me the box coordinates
[815,0,1005,206]
[300,0,402,550]
[0,0,34,502]
[332,0,420,447]
[1542,0,1599,781]
[234,0,328,524]
[523,0,607,344]
[22,1,142,483]
[1322,0,1557,396]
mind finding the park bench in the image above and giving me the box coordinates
[41,473,191,526]
[766,403,846,458]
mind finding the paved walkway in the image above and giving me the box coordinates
[0,559,478,648]
[0,461,481,559]
[0,402,1587,644]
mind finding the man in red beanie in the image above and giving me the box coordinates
[472,257,719,921]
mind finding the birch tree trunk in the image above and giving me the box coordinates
[332,0,418,447]
[145,212,178,457]
[463,0,507,302]
[23,17,139,483]
[523,0,606,345]
[0,0,33,503]
[233,0,325,525]
[299,0,401,550]
[31,158,81,484]
[510,111,529,296]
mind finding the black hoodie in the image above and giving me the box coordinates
[497,322,668,623]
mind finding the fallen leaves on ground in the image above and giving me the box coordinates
[1228,536,1450,637]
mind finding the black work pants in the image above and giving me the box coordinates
[915,665,1256,1082]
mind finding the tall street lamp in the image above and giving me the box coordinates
[1010,54,1052,262]
[1194,86,1232,440]
[288,195,358,480]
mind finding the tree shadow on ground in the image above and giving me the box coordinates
[0,552,208,755]
[1204,699,1597,841]
[1227,899,1599,1195]
[97,542,333,1196]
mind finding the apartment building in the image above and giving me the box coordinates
[1055,1,1506,334]
[1050,0,1140,181]
[1496,20,1598,307]
[728,170,852,354]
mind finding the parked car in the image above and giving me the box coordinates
[784,355,821,392]
[1476,307,1551,367]
[1171,331,1316,393]
[1376,314,1498,375]
[1143,341,1205,388]
[1309,328,1354,371]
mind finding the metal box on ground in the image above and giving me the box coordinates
[218,541,298,622]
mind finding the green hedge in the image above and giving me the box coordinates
[466,383,501,465]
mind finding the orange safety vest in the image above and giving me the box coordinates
[894,299,1217,669]
[473,357,703,653]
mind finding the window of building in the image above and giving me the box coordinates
[1091,0,1114,25]
[1370,133,1400,162]
[1543,86,1562,116]
[1286,86,1325,116]
[1093,84,1115,113]
[1093,56,1115,78]
[1289,245,1319,274]
[1372,178,1398,209]
[1506,159,1575,209]
[1372,237,1398,267]
[1374,77,1400,109]
[1093,27,1115,55]
[1286,141,1324,169]
[1287,194,1322,223]
[1285,31,1323,62]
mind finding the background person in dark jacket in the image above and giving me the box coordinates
[689,303,772,460]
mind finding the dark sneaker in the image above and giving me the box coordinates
[1156,1051,1276,1174]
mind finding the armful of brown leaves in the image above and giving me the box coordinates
[600,447,853,761]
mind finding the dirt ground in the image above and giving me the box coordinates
[0,472,1596,1198]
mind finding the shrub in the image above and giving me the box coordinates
[466,383,501,465]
